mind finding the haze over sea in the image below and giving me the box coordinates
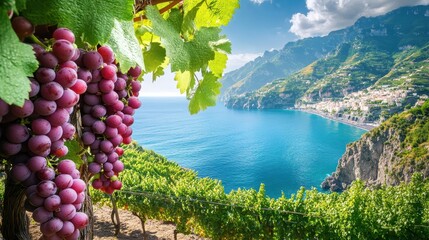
[133,97,365,198]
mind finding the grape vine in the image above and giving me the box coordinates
[0,0,239,239]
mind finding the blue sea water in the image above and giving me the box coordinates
[133,97,366,198]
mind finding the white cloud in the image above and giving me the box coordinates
[250,0,271,5]
[290,0,429,38]
[225,53,262,73]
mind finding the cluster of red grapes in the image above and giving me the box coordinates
[0,16,142,239]
[78,46,141,194]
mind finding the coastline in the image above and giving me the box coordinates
[294,108,378,131]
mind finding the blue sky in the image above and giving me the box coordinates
[141,0,429,96]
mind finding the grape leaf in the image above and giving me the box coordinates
[183,0,239,28]
[143,42,167,78]
[23,0,134,45]
[208,52,227,77]
[0,10,38,106]
[174,71,195,94]
[189,72,221,114]
[107,20,144,73]
[62,139,84,167]
[146,6,224,72]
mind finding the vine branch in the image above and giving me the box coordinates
[133,0,183,22]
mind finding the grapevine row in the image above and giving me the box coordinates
[92,144,429,239]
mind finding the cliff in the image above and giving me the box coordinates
[322,100,429,191]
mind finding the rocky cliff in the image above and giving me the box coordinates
[322,100,429,191]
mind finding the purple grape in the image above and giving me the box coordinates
[70,212,88,229]
[47,125,63,142]
[37,180,57,198]
[35,68,56,84]
[86,83,99,94]
[122,114,134,126]
[103,162,113,172]
[71,179,86,193]
[46,108,70,127]
[101,91,118,106]
[54,204,76,221]
[98,46,114,64]
[122,106,135,115]
[61,122,75,139]
[28,192,45,207]
[104,170,115,178]
[110,100,124,112]
[11,163,31,182]
[0,99,9,117]
[74,192,85,204]
[94,152,107,164]
[55,67,77,88]
[29,78,40,97]
[11,16,34,40]
[5,123,29,143]
[10,99,34,118]
[91,69,102,82]
[105,115,122,128]
[83,94,100,106]
[69,79,87,95]
[57,160,76,175]
[110,180,122,190]
[128,97,141,109]
[22,172,39,187]
[52,39,75,63]
[114,77,126,91]
[56,88,79,108]
[41,217,64,236]
[88,162,101,174]
[59,188,77,204]
[32,207,54,223]
[107,152,119,163]
[100,140,113,153]
[104,127,118,139]
[28,135,51,156]
[130,80,142,92]
[90,105,106,118]
[55,174,73,189]
[117,89,128,99]
[112,160,124,172]
[53,28,75,43]
[98,79,114,93]
[100,65,116,79]
[31,43,45,56]
[60,61,78,71]
[81,132,95,145]
[57,220,75,237]
[128,66,142,78]
[51,140,68,157]
[70,169,80,179]
[91,120,106,134]
[77,69,92,83]
[27,156,47,172]
[37,52,58,69]
[34,98,57,116]
[44,194,61,211]
[40,82,64,101]
[83,51,103,70]
[37,167,56,181]
[31,118,51,135]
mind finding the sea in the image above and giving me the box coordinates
[133,97,366,198]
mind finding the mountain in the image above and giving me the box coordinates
[322,100,429,191]
[224,5,429,124]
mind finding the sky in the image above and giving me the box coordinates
[141,0,429,97]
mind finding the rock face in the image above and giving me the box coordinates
[322,102,429,191]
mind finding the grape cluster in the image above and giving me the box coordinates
[77,46,142,194]
[0,21,88,239]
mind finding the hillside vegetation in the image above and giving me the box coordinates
[224,5,429,124]
[92,143,429,239]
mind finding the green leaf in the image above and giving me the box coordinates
[15,0,27,12]
[143,42,167,75]
[0,10,38,106]
[208,52,227,77]
[62,139,84,167]
[107,20,144,73]
[189,72,221,114]
[146,6,223,72]
[23,0,134,45]
[174,71,195,94]
[183,0,239,28]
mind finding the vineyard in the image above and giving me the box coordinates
[92,143,429,239]
[0,0,238,239]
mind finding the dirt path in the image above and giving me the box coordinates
[28,205,205,240]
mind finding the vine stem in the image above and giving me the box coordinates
[30,34,47,49]
[133,0,183,22]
